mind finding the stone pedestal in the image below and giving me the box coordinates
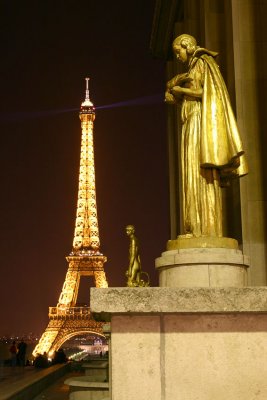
[156,248,249,287]
[156,237,249,287]
[91,287,267,400]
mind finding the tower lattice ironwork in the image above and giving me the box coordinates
[33,78,108,357]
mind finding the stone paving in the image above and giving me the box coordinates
[0,365,38,393]
[0,365,35,381]
[0,360,108,400]
[0,365,79,400]
[31,371,82,400]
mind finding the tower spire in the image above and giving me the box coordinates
[72,77,100,255]
[81,77,94,111]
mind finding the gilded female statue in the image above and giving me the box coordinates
[165,34,247,238]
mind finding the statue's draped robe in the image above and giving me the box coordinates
[180,48,247,237]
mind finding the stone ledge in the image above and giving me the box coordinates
[82,362,108,369]
[90,287,267,319]
[64,376,109,388]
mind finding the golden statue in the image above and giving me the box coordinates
[165,34,248,238]
[125,225,150,287]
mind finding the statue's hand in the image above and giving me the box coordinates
[165,91,176,104]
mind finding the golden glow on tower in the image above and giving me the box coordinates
[32,78,108,358]
[72,78,100,255]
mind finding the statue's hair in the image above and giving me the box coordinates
[126,224,135,232]
[173,34,197,55]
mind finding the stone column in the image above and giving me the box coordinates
[231,0,267,285]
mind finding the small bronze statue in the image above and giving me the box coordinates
[125,225,150,287]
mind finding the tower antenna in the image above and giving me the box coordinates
[85,77,90,102]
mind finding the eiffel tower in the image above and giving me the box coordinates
[33,78,108,357]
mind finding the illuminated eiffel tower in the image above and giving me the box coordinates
[33,78,108,357]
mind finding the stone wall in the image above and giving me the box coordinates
[91,287,267,400]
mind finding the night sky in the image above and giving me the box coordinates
[0,1,169,336]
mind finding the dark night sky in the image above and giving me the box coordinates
[0,1,169,336]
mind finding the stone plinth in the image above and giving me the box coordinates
[156,247,249,287]
[91,287,267,400]
[155,237,249,287]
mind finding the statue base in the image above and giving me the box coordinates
[155,237,249,288]
[167,235,238,250]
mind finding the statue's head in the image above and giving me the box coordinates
[125,225,135,236]
[172,34,197,62]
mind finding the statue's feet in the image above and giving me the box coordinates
[178,233,193,239]
[127,279,139,287]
